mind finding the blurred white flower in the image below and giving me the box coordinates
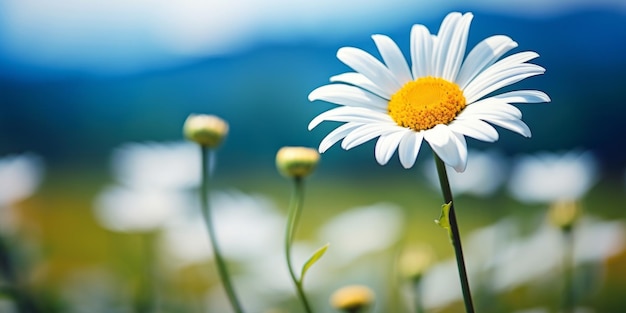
[93,185,191,233]
[0,153,44,234]
[508,150,598,203]
[424,149,507,197]
[318,203,404,265]
[111,141,202,191]
[0,153,44,206]
[160,190,284,267]
[420,216,625,309]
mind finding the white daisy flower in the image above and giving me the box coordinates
[507,150,598,203]
[308,12,550,172]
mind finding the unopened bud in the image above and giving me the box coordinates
[548,200,581,231]
[183,114,229,148]
[330,285,375,312]
[275,146,320,179]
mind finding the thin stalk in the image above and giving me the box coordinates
[134,232,157,313]
[433,154,475,313]
[199,147,244,313]
[412,279,426,313]
[561,228,575,313]
[284,177,314,313]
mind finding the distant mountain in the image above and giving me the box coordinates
[1,9,625,172]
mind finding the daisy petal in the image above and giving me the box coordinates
[398,132,424,169]
[462,99,522,119]
[308,84,388,111]
[464,63,546,104]
[493,90,551,104]
[433,12,462,78]
[330,72,390,99]
[318,123,362,153]
[410,24,433,78]
[424,125,465,172]
[449,119,499,142]
[451,132,468,172]
[375,131,407,165]
[456,35,518,89]
[485,118,532,138]
[308,107,391,130]
[372,34,412,85]
[441,13,473,81]
[337,47,401,95]
[342,124,395,150]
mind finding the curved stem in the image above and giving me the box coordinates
[284,177,314,313]
[433,154,475,313]
[199,147,244,313]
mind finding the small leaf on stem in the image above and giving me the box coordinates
[435,202,453,243]
[300,243,330,283]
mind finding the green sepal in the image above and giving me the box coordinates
[300,243,330,283]
[435,202,453,243]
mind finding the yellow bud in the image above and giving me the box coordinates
[330,285,375,312]
[397,244,435,281]
[275,146,320,179]
[548,200,581,231]
[183,114,229,148]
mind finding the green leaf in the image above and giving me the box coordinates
[434,202,453,243]
[300,243,330,283]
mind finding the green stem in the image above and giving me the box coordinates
[199,147,244,313]
[561,228,575,313]
[412,279,426,313]
[134,232,156,313]
[284,177,314,313]
[433,154,475,313]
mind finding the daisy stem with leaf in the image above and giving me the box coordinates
[184,114,244,313]
[276,146,323,313]
[285,176,314,313]
[434,153,475,313]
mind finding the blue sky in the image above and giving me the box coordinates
[1,0,625,76]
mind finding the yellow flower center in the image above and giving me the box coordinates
[388,76,466,131]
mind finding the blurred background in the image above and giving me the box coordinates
[0,0,625,312]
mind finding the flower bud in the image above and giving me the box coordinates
[397,244,435,282]
[330,285,375,312]
[275,146,320,179]
[183,114,229,148]
[548,200,581,231]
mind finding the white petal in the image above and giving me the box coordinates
[398,131,424,169]
[456,35,518,89]
[449,119,499,142]
[308,107,391,130]
[330,72,390,99]
[341,124,397,150]
[433,12,462,78]
[462,98,523,119]
[308,84,388,111]
[318,123,362,153]
[485,118,532,137]
[441,13,473,81]
[410,24,433,79]
[375,130,406,165]
[424,125,464,172]
[464,63,546,104]
[492,90,551,104]
[337,47,401,95]
[372,34,412,85]
[451,132,468,172]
